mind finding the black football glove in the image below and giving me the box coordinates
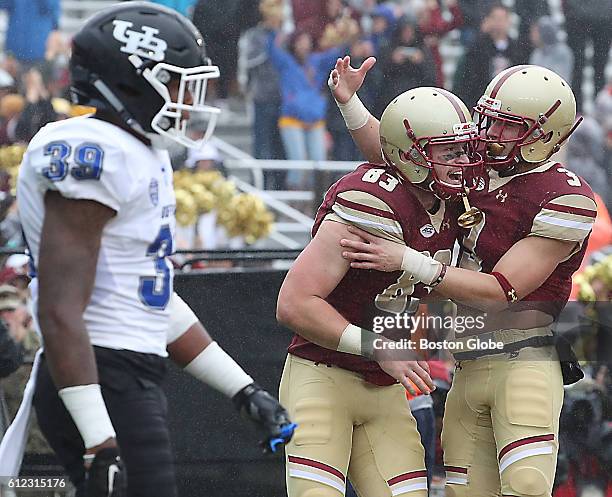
[232,383,296,454]
[85,447,127,497]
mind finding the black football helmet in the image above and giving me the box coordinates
[70,1,220,148]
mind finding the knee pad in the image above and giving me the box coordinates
[503,464,550,497]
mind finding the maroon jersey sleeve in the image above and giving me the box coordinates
[313,164,405,244]
[528,165,597,246]
[459,161,597,318]
[522,164,597,315]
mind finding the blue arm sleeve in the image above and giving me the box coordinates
[50,0,60,30]
[35,0,59,27]
[266,31,295,75]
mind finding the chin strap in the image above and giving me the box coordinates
[91,77,148,139]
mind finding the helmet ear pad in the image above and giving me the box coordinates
[381,137,430,186]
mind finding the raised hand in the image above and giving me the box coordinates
[328,55,377,104]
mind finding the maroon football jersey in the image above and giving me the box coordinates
[459,160,596,317]
[287,164,460,385]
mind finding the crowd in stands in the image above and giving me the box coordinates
[0,2,608,250]
[0,1,62,445]
[230,0,612,200]
[0,0,609,195]
[0,0,608,230]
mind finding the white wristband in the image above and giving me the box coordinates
[166,292,199,344]
[401,246,442,286]
[336,93,370,130]
[337,324,377,359]
[184,341,253,398]
[58,384,116,449]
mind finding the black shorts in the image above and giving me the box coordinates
[33,346,177,497]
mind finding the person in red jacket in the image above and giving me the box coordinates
[418,0,464,87]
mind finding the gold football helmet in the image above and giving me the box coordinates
[379,87,483,201]
[474,65,581,170]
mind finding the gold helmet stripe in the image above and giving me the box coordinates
[437,88,467,123]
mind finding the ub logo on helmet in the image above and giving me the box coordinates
[112,20,168,62]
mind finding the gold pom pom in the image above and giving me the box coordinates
[0,144,26,192]
[576,254,612,303]
[210,178,237,208]
[217,193,274,243]
[173,169,274,241]
[192,170,224,188]
[575,274,596,303]
[189,184,215,214]
[174,188,198,226]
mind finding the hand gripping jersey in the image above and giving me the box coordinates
[18,116,176,356]
[459,160,596,317]
[287,164,459,385]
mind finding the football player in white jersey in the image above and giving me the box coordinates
[16,3,293,496]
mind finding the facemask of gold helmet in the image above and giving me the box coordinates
[474,65,582,171]
[379,87,484,201]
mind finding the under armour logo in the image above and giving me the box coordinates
[507,289,518,302]
[112,20,168,62]
[496,190,507,203]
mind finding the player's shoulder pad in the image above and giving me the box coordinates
[531,164,597,242]
[325,164,404,243]
[545,163,595,197]
[25,117,144,212]
[29,116,129,153]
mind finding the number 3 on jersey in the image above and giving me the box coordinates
[557,167,581,187]
[139,225,173,309]
[43,141,104,181]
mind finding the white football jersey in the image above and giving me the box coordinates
[17,116,176,356]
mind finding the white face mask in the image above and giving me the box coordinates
[129,54,221,149]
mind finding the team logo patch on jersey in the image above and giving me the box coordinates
[149,178,159,206]
[112,20,168,62]
[496,190,508,203]
[420,224,435,238]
